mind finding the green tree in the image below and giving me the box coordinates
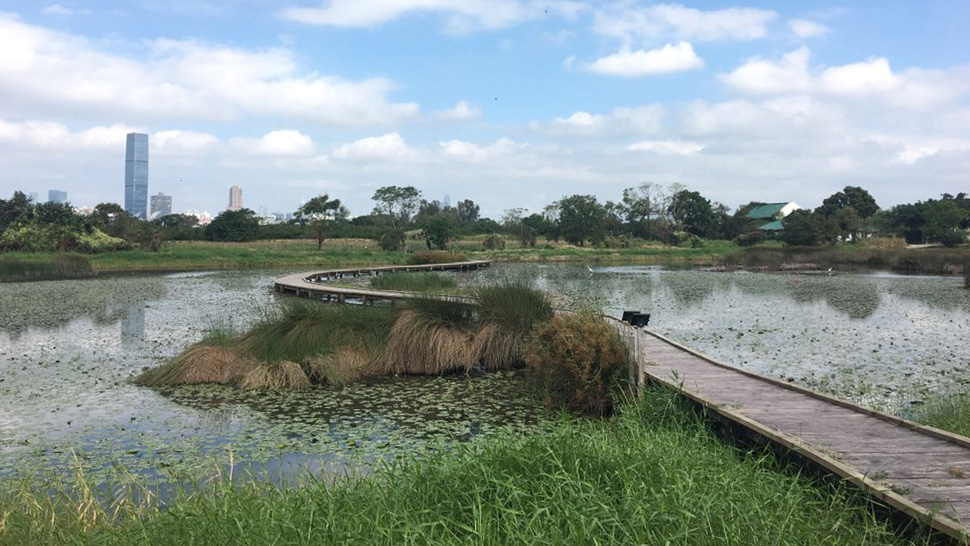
[456,199,480,224]
[296,194,346,249]
[421,213,457,250]
[924,200,967,247]
[670,190,714,237]
[816,186,879,219]
[557,195,606,246]
[371,186,421,229]
[0,191,32,234]
[205,209,260,242]
[780,210,824,246]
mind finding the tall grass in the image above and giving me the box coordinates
[406,251,469,265]
[0,254,93,281]
[370,272,458,292]
[909,391,970,438]
[0,390,931,545]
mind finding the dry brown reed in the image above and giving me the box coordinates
[237,361,311,390]
[305,348,373,385]
[379,310,477,374]
[133,346,255,387]
[470,323,525,371]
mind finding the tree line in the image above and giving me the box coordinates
[1,183,967,253]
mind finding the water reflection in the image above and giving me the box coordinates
[0,276,167,338]
[120,303,146,346]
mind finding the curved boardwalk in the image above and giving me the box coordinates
[618,323,970,542]
[274,260,489,303]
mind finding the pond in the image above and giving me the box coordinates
[1,264,968,486]
[475,263,970,409]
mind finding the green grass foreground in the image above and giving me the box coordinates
[0,391,931,545]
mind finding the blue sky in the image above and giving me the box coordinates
[1,1,968,219]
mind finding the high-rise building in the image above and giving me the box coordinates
[150,192,172,218]
[48,190,67,204]
[228,185,243,211]
[125,133,149,219]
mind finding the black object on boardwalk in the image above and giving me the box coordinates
[615,322,970,542]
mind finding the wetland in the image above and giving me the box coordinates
[2,263,969,487]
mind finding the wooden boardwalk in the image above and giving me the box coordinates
[617,322,970,542]
[274,260,489,303]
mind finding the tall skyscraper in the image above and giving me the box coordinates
[48,190,67,204]
[150,192,172,218]
[125,133,149,219]
[228,185,243,211]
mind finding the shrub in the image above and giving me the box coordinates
[482,234,505,250]
[601,236,630,249]
[525,309,629,416]
[379,229,405,251]
[407,251,468,265]
[734,231,766,247]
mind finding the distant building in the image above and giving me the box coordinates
[228,185,243,211]
[444,194,451,208]
[746,202,802,232]
[48,190,67,204]
[125,133,149,219]
[185,210,213,225]
[150,192,172,218]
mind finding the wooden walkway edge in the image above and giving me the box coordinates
[273,260,490,303]
[614,320,970,542]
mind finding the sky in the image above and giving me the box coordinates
[1,1,969,219]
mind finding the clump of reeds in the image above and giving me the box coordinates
[136,284,557,389]
[133,345,255,386]
[380,309,477,375]
[370,272,457,292]
[237,361,310,390]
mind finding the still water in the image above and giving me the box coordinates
[1,264,968,483]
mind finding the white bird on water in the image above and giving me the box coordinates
[587,265,594,273]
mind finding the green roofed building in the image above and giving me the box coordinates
[744,201,802,232]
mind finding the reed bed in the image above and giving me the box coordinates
[0,390,931,545]
[0,254,93,282]
[136,283,557,389]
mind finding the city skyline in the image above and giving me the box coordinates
[0,2,968,219]
[124,133,149,220]
[150,192,172,218]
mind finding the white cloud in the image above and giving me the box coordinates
[627,140,703,155]
[0,119,138,150]
[232,130,315,156]
[41,4,72,16]
[434,100,482,121]
[587,42,703,77]
[539,104,665,135]
[333,132,422,162]
[439,137,522,162]
[279,0,584,32]
[152,130,219,155]
[593,3,776,42]
[788,18,829,38]
[0,15,419,126]
[722,47,970,109]
[868,134,970,165]
[721,47,812,94]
